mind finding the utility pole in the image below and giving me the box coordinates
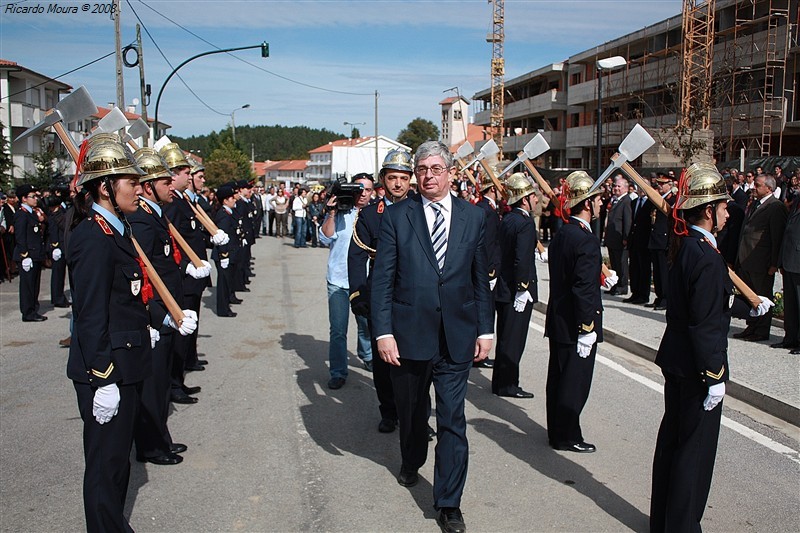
[135,24,149,146]
[375,90,379,179]
[114,0,124,109]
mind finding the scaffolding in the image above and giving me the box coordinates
[681,0,716,129]
[487,0,505,152]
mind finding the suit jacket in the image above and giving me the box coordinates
[67,213,162,386]
[731,187,748,209]
[648,193,675,251]
[736,194,788,272]
[604,195,632,250]
[628,196,653,251]
[778,199,800,273]
[545,219,603,344]
[475,197,501,281]
[495,208,538,304]
[370,194,493,363]
[163,192,210,296]
[12,207,45,262]
[717,200,744,266]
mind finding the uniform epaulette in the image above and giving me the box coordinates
[139,199,152,214]
[94,214,113,235]
[377,201,385,214]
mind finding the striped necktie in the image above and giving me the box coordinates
[430,202,447,272]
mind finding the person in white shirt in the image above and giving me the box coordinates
[292,188,308,248]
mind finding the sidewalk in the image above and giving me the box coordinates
[533,260,800,426]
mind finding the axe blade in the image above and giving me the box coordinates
[496,157,522,179]
[522,133,550,160]
[455,142,474,160]
[14,112,61,142]
[93,107,129,136]
[618,123,655,162]
[126,118,150,142]
[479,139,499,159]
[589,161,621,193]
[14,85,97,142]
[154,135,172,151]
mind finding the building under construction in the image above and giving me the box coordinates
[472,0,799,169]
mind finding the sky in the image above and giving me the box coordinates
[1,0,684,142]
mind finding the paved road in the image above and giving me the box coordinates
[1,235,798,532]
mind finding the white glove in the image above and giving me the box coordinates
[577,331,597,358]
[168,309,198,336]
[749,295,775,317]
[513,290,533,313]
[52,248,62,261]
[603,269,619,290]
[149,327,160,349]
[186,262,212,279]
[242,238,248,246]
[536,249,548,263]
[211,230,229,246]
[21,257,32,272]
[489,278,497,291]
[220,258,230,269]
[92,384,120,424]
[703,382,725,411]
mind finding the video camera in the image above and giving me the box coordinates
[326,177,365,212]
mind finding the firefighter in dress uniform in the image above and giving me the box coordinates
[649,163,773,533]
[66,134,197,532]
[212,184,243,317]
[473,177,502,369]
[13,183,46,321]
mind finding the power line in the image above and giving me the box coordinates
[136,0,373,97]
[126,0,228,117]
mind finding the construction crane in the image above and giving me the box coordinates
[679,0,715,130]
[487,0,504,153]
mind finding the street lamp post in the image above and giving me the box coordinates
[596,56,628,177]
[343,121,365,139]
[231,104,250,144]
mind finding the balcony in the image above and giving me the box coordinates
[9,102,43,129]
[498,131,567,153]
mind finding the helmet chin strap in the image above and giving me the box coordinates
[149,181,163,205]
[710,202,720,234]
[103,177,133,236]
[589,197,598,220]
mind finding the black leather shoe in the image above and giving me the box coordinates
[733,329,754,339]
[218,311,238,317]
[230,297,244,304]
[428,425,436,441]
[170,392,198,404]
[22,315,47,322]
[631,299,649,305]
[436,507,466,533]
[791,349,800,355]
[771,341,798,349]
[197,359,209,366]
[53,302,71,308]
[241,287,251,292]
[622,296,636,303]
[327,377,346,390]
[653,304,667,311]
[473,358,494,369]
[378,418,397,433]
[186,364,205,372]
[397,468,419,487]
[170,443,187,454]
[363,359,373,372]
[742,334,769,342]
[139,452,183,465]
[613,289,629,296]
[182,385,201,395]
[552,441,596,453]
[496,389,534,399]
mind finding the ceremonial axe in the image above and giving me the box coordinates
[454,142,478,186]
[91,106,130,137]
[496,134,550,179]
[465,140,505,195]
[589,123,655,193]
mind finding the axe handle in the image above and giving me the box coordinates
[477,160,506,199]
[131,236,185,324]
[45,110,80,162]
[455,158,478,186]
[188,201,220,234]
[618,159,761,309]
[127,139,140,151]
[520,158,556,202]
[167,221,204,268]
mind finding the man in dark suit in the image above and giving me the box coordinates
[774,197,800,354]
[730,178,748,209]
[545,171,610,454]
[492,172,538,398]
[46,185,70,308]
[625,188,653,304]
[371,141,493,533]
[604,175,632,296]
[734,174,788,341]
[13,184,46,321]
[647,175,675,310]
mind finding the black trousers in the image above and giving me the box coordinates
[650,371,722,533]
[608,246,629,291]
[739,269,776,337]
[172,292,201,391]
[17,260,41,319]
[50,256,68,305]
[134,329,175,459]
[629,245,651,301]
[492,300,533,395]
[546,338,596,446]
[268,211,276,236]
[390,349,471,509]
[215,260,233,315]
[368,318,397,421]
[781,270,800,346]
[74,381,141,533]
[650,249,668,304]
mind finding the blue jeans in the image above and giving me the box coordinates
[294,217,307,247]
[327,282,372,379]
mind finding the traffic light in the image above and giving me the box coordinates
[261,41,269,58]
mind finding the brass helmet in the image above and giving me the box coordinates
[565,170,603,209]
[505,172,536,205]
[133,148,173,183]
[480,178,495,192]
[187,154,205,175]
[77,133,145,186]
[676,162,731,210]
[158,142,190,170]
[381,149,413,174]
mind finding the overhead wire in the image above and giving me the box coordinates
[135,0,374,97]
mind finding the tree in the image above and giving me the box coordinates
[0,121,14,190]
[205,135,253,189]
[397,118,439,152]
[22,141,66,190]
[350,127,360,139]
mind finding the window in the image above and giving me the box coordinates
[454,110,462,120]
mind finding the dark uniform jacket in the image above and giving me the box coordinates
[128,199,185,323]
[163,191,210,295]
[648,193,675,251]
[211,207,242,262]
[12,207,45,262]
[235,198,257,245]
[656,229,750,385]
[545,218,603,344]
[67,212,163,386]
[778,198,800,274]
[475,197,501,282]
[495,208,538,304]
[348,197,391,311]
[47,203,67,259]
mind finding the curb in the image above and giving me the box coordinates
[532,302,799,427]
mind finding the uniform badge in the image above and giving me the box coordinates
[164,244,171,257]
[140,201,152,214]
[377,202,385,214]
[33,226,39,233]
[94,215,113,235]
[191,219,196,230]
[729,295,735,308]
[131,279,141,296]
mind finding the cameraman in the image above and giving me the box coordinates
[319,173,374,389]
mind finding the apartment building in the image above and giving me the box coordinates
[306,136,410,182]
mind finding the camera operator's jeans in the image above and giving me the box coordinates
[327,282,372,379]
[293,217,307,247]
